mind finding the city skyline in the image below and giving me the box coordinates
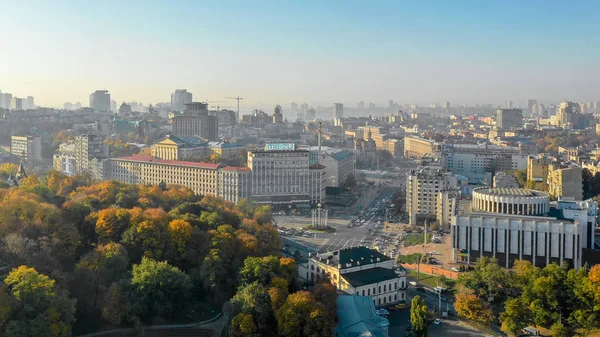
[1,1,599,108]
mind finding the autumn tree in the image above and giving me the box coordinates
[454,293,494,326]
[275,291,333,337]
[0,266,76,337]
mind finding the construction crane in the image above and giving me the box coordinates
[225,96,244,121]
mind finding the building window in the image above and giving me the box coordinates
[368,288,370,296]
[395,282,398,290]
[362,290,365,296]
[378,286,381,293]
[384,284,387,292]
[389,295,392,302]
[394,294,397,301]
[378,298,381,305]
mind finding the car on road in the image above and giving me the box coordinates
[451,267,460,272]
[433,318,441,325]
[409,281,417,286]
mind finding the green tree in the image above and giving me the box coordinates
[550,322,569,337]
[125,257,193,324]
[522,263,569,328]
[410,295,429,337]
[229,283,276,336]
[1,266,76,337]
[500,297,532,335]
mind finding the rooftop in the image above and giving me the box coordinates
[342,267,400,287]
[336,295,388,337]
[475,187,548,197]
[111,155,221,169]
[221,166,251,172]
[314,246,391,269]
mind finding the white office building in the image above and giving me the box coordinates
[451,187,598,269]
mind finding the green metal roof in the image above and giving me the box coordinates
[341,267,400,287]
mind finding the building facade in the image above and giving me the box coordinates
[406,167,458,224]
[333,103,344,122]
[548,164,583,200]
[109,155,220,197]
[151,135,209,160]
[10,135,42,162]
[171,89,193,112]
[248,145,313,205]
[172,102,218,141]
[75,134,110,175]
[496,109,523,130]
[527,156,551,190]
[317,150,355,188]
[403,135,437,159]
[89,90,111,112]
[218,166,252,204]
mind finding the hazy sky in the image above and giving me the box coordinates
[1,0,599,109]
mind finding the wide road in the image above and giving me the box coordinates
[276,186,401,253]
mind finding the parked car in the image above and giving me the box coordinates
[433,318,441,325]
[451,267,460,272]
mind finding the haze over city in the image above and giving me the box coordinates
[2,0,600,108]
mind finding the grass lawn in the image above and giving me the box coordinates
[406,269,439,288]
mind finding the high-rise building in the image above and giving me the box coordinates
[1,93,12,109]
[357,101,365,110]
[74,102,82,110]
[89,90,111,112]
[443,101,450,110]
[63,102,73,110]
[110,100,117,112]
[505,100,513,109]
[172,102,218,141]
[13,97,25,110]
[333,103,344,121]
[527,99,537,112]
[11,135,42,162]
[556,101,585,129]
[74,134,110,174]
[272,105,283,124]
[300,103,309,114]
[248,143,324,205]
[171,89,193,112]
[496,109,523,130]
[306,107,316,120]
[406,167,458,224]
[26,96,35,110]
[291,103,298,114]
